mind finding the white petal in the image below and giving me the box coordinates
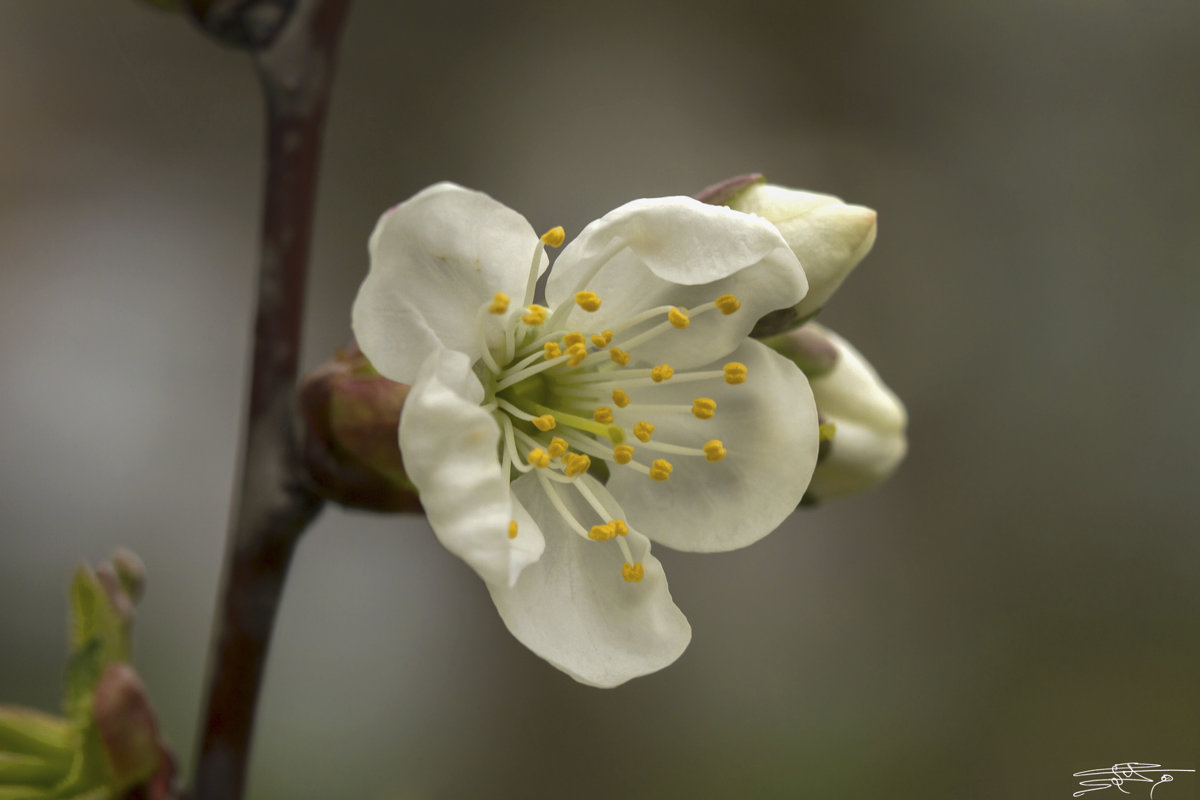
[545,197,806,368]
[807,418,907,500]
[504,493,547,587]
[729,184,877,317]
[399,349,544,587]
[606,338,818,552]
[805,324,907,500]
[488,473,691,687]
[352,182,549,383]
[805,324,906,429]
[779,203,876,317]
[733,184,845,218]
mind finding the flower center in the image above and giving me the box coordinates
[477,230,749,582]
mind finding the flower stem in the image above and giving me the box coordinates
[191,3,350,800]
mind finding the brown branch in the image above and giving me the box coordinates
[191,3,351,800]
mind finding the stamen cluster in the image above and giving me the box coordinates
[477,230,751,583]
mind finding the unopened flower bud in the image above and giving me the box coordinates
[698,175,877,332]
[299,343,422,512]
[110,548,147,605]
[771,324,906,501]
[92,549,148,632]
[93,664,165,790]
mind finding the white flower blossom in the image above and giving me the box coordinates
[352,182,820,686]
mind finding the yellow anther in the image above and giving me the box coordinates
[613,444,635,464]
[589,523,616,541]
[651,364,674,383]
[621,562,645,583]
[593,406,615,424]
[532,414,557,432]
[540,226,566,247]
[547,437,568,458]
[612,520,629,537]
[715,294,741,314]
[649,458,673,481]
[692,398,717,419]
[563,331,585,348]
[544,342,562,359]
[612,388,631,408]
[703,439,727,462]
[523,304,547,325]
[819,422,837,443]
[575,291,602,312]
[610,347,631,366]
[590,333,609,348]
[528,448,551,468]
[489,292,510,314]
[563,452,592,477]
[723,362,748,385]
[507,520,519,539]
[668,307,690,329]
[566,342,588,367]
[600,329,613,344]
[633,421,655,442]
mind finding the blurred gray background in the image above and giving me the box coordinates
[2,2,1198,798]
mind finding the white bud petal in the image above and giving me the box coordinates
[802,324,906,500]
[729,183,877,317]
